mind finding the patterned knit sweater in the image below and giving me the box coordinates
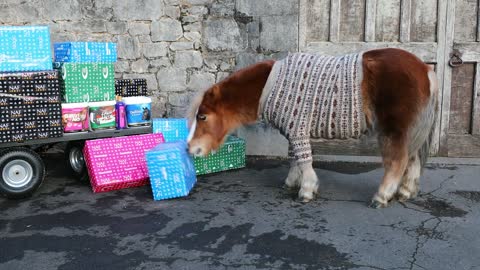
[259,52,367,163]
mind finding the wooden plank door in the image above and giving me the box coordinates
[439,0,480,157]
[299,0,446,156]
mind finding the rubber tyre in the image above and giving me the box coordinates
[0,148,45,199]
[65,141,90,183]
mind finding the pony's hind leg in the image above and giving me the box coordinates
[396,152,421,201]
[370,137,409,208]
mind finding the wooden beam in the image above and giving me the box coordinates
[365,0,377,42]
[439,0,456,156]
[301,41,438,62]
[329,0,341,42]
[472,62,480,135]
[400,0,412,42]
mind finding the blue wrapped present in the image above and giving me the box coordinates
[0,26,53,72]
[152,118,189,142]
[54,42,117,62]
[146,141,197,200]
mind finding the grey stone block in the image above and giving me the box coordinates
[151,18,183,42]
[113,0,164,20]
[184,31,202,42]
[236,123,288,157]
[174,50,203,68]
[138,35,152,43]
[131,59,149,73]
[188,72,215,91]
[143,42,169,58]
[183,0,214,5]
[115,35,141,60]
[260,15,298,52]
[170,42,194,51]
[204,18,245,52]
[169,92,193,107]
[210,0,235,16]
[157,68,187,92]
[236,0,298,16]
[164,6,180,19]
[164,0,180,5]
[42,0,83,21]
[128,22,150,36]
[115,60,131,73]
[184,22,202,32]
[150,58,172,68]
[150,95,168,118]
[106,22,128,35]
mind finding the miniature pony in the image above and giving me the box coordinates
[187,48,439,208]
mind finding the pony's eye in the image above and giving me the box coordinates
[197,114,207,121]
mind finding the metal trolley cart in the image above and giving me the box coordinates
[0,126,152,199]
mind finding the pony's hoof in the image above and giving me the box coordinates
[298,189,314,203]
[369,195,388,209]
[282,184,297,191]
[396,186,418,202]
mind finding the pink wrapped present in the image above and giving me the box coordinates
[83,133,165,193]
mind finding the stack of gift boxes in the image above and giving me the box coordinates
[0,26,63,143]
[54,42,117,132]
[1,25,246,201]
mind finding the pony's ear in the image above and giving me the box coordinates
[205,85,221,102]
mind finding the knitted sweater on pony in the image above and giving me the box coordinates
[259,52,367,164]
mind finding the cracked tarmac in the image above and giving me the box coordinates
[0,153,479,270]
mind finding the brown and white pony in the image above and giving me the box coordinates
[186,48,439,208]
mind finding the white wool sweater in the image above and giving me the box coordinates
[259,52,367,163]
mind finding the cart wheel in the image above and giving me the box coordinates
[65,141,90,183]
[0,148,45,199]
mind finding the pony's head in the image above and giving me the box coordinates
[186,59,275,157]
[187,85,230,157]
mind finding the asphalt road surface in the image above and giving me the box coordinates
[1,153,479,270]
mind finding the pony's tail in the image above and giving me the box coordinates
[418,69,439,170]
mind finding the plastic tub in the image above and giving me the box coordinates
[122,96,152,127]
[89,101,116,130]
[61,103,89,132]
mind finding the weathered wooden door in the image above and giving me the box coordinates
[439,0,480,157]
[299,0,479,157]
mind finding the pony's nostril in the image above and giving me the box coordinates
[195,148,202,155]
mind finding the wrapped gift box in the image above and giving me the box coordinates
[0,25,53,72]
[146,141,197,200]
[55,63,115,103]
[152,118,189,142]
[0,71,62,143]
[83,133,165,193]
[54,42,117,63]
[194,136,246,175]
[115,78,147,97]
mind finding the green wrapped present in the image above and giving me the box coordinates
[55,63,115,103]
[194,136,246,175]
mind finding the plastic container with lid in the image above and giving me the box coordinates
[122,96,152,127]
[61,103,89,132]
[89,101,116,130]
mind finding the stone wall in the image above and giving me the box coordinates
[0,0,298,156]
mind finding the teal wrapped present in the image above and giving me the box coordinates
[194,136,246,175]
[0,26,53,72]
[54,42,117,63]
[152,118,189,142]
[146,141,197,200]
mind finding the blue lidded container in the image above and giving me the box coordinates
[122,96,152,127]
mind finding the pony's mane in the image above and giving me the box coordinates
[186,86,208,127]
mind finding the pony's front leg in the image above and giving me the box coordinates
[297,161,319,202]
[284,160,301,190]
[289,138,319,202]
